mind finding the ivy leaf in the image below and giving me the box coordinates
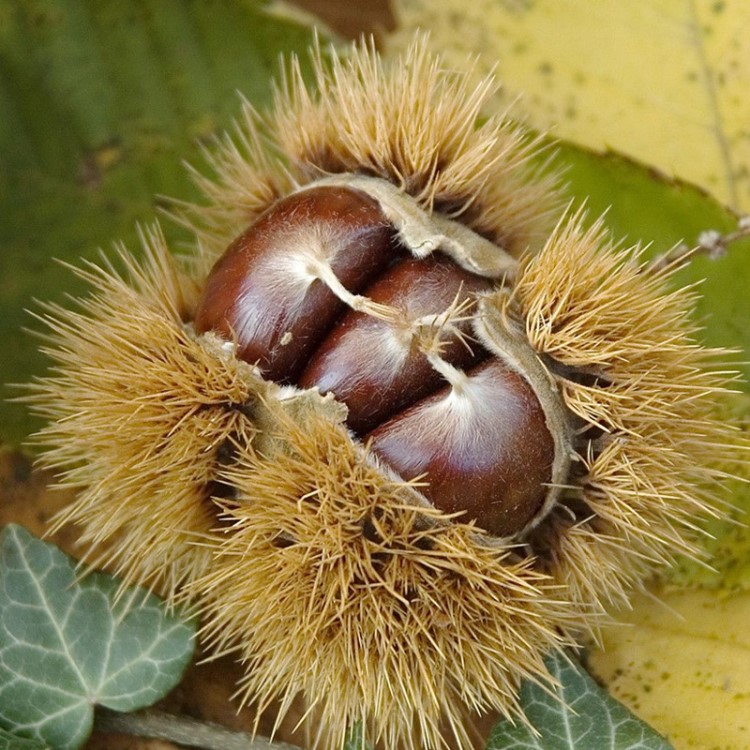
[343,723,373,750]
[0,727,48,750]
[0,524,196,750]
[487,650,674,750]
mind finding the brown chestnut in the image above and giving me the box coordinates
[194,186,398,383]
[194,184,557,536]
[365,358,555,537]
[298,254,493,434]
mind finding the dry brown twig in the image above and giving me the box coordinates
[94,709,302,750]
[649,216,750,272]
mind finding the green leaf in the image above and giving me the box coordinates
[664,393,750,592]
[0,0,318,444]
[0,524,196,750]
[486,650,674,750]
[0,727,48,750]
[552,143,750,388]
[343,723,373,750]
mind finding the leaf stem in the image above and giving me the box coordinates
[94,708,304,750]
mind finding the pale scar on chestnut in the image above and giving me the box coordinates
[194,184,556,537]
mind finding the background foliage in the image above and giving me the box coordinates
[1,1,749,749]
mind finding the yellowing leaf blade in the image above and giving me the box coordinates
[390,0,750,211]
[588,590,750,750]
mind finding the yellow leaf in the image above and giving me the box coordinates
[587,589,750,750]
[388,0,750,212]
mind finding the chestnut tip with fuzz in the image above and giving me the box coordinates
[298,252,493,434]
[367,358,556,538]
[193,183,563,538]
[194,185,398,383]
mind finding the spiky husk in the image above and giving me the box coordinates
[500,211,738,620]
[26,228,260,596]
[191,407,579,750]
[26,32,743,750]
[178,34,561,277]
[26,229,581,749]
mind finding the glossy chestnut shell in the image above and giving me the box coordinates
[194,185,555,536]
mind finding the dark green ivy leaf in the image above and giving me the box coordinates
[0,727,48,750]
[486,650,675,750]
[0,524,196,750]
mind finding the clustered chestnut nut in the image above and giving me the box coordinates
[194,183,559,537]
